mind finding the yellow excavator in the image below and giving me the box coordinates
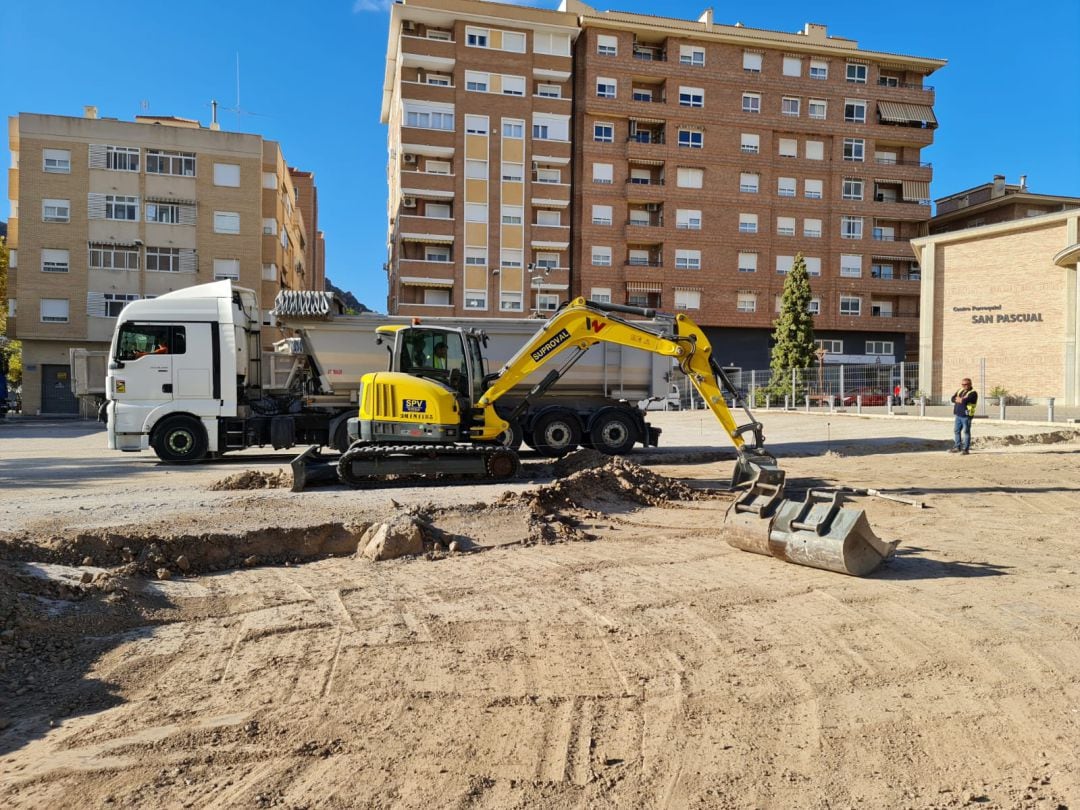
[292,298,896,576]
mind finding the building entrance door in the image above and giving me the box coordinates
[41,364,79,414]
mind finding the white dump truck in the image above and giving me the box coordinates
[105,281,666,461]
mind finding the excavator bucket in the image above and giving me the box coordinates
[290,446,340,492]
[723,466,898,576]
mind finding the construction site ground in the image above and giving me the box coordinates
[1,411,1078,809]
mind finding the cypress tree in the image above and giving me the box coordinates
[768,252,816,400]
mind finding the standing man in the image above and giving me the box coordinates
[950,377,978,454]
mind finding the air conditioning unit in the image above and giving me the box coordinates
[402,196,417,208]
[403,20,416,31]
[646,203,661,212]
[403,153,417,164]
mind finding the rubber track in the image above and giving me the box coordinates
[336,444,518,488]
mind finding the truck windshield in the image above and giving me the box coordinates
[116,324,186,361]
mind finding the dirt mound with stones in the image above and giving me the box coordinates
[973,429,1080,449]
[527,455,704,511]
[208,469,290,491]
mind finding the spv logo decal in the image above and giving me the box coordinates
[403,399,428,413]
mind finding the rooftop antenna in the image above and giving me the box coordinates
[215,52,271,131]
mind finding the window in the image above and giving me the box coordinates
[737,293,757,312]
[628,208,650,226]
[675,249,701,270]
[739,172,759,193]
[502,119,524,139]
[676,209,702,230]
[840,296,862,316]
[592,163,614,184]
[738,213,758,233]
[776,216,796,236]
[590,287,612,304]
[844,100,867,123]
[782,97,800,116]
[465,159,487,179]
[803,218,822,237]
[742,93,761,113]
[465,290,488,311]
[675,290,701,310]
[846,63,868,83]
[498,248,521,268]
[679,87,704,107]
[106,145,139,172]
[464,203,487,221]
[213,211,240,234]
[632,88,653,102]
[536,294,559,312]
[805,140,824,160]
[535,167,560,183]
[872,262,895,279]
[532,114,569,141]
[677,167,703,188]
[428,245,452,262]
[425,73,451,86]
[500,292,523,312]
[425,160,451,175]
[875,150,897,165]
[500,73,523,95]
[465,247,488,266]
[145,149,195,176]
[841,216,864,239]
[42,199,70,223]
[147,202,181,224]
[535,252,559,270]
[592,246,612,266]
[262,171,276,188]
[40,298,70,323]
[43,149,71,173]
[404,102,454,131]
[816,339,842,354]
[597,34,618,56]
[596,77,617,98]
[465,115,489,135]
[842,178,864,200]
[213,258,240,280]
[88,292,140,318]
[592,205,613,225]
[804,256,822,276]
[41,248,70,273]
[808,99,827,120]
[536,83,561,98]
[534,31,570,55]
[680,46,705,66]
[629,168,651,184]
[426,203,451,219]
[743,52,762,72]
[775,255,794,274]
[101,194,138,221]
[146,247,181,272]
[782,56,801,77]
[738,252,757,273]
[89,243,139,270]
[501,162,523,182]
[678,129,702,149]
[502,31,526,53]
[213,163,241,187]
[866,340,894,355]
[804,179,823,199]
[741,133,760,154]
[778,138,797,158]
[465,71,490,92]
[465,27,489,47]
[809,60,828,80]
[872,225,895,241]
[627,249,650,266]
[501,205,523,225]
[420,288,449,306]
[777,177,796,197]
[808,298,821,315]
[593,123,614,143]
[840,254,863,277]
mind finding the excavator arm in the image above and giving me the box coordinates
[472,298,776,486]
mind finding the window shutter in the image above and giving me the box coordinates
[179,249,198,273]
[87,192,106,219]
[88,144,107,169]
[178,203,197,226]
[86,291,107,318]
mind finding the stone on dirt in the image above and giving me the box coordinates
[359,517,425,561]
[208,469,290,491]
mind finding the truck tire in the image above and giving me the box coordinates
[498,418,524,451]
[332,418,352,453]
[152,415,209,463]
[588,410,637,455]
[531,410,581,457]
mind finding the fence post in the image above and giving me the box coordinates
[828,396,834,414]
[857,394,863,415]
[805,394,810,412]
[1048,397,1055,422]
[919,396,926,417]
[887,395,894,415]
[839,364,845,405]
[999,398,1006,420]
[784,395,790,410]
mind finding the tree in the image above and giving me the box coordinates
[0,236,21,388]
[767,252,816,400]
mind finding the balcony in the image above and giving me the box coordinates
[399,33,456,63]
[632,44,666,62]
[397,213,455,239]
[529,223,570,247]
[399,169,455,194]
[399,81,454,104]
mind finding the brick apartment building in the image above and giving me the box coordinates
[382,0,945,370]
[6,109,324,415]
[930,174,1080,234]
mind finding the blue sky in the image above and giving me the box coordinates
[3,0,1079,311]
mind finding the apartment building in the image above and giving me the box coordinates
[382,0,945,370]
[6,109,321,415]
[930,175,1080,234]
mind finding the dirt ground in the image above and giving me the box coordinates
[1,412,1079,809]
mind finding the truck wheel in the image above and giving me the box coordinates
[531,410,581,457]
[497,418,524,451]
[332,419,352,453]
[589,411,637,455]
[152,416,209,463]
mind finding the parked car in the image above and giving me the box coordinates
[842,389,888,406]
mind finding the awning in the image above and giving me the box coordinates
[88,240,139,248]
[626,281,662,292]
[878,101,937,127]
[145,196,195,206]
[531,197,569,207]
[872,255,914,263]
[530,241,569,250]
[400,233,455,244]
[400,276,454,288]
[400,143,455,159]
[630,116,666,125]
[674,285,703,292]
[532,282,569,291]
[902,180,931,202]
[533,154,570,166]
[401,187,454,199]
[874,178,901,185]
[532,67,571,81]
[627,158,664,167]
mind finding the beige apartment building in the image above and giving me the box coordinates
[7,109,322,414]
[382,0,944,371]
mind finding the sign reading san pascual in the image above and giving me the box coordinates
[952,304,1044,324]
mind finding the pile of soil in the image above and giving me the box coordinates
[208,469,290,491]
[973,429,1080,449]
[524,455,704,511]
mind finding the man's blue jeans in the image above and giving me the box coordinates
[954,414,973,451]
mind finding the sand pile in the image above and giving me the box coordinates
[973,430,1080,449]
[208,469,291,491]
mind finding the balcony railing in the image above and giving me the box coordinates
[628,134,665,145]
[632,47,666,62]
[878,78,934,93]
[874,157,933,168]
[871,271,921,282]
[626,258,662,267]
[627,218,663,227]
[626,178,665,186]
[631,93,665,104]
